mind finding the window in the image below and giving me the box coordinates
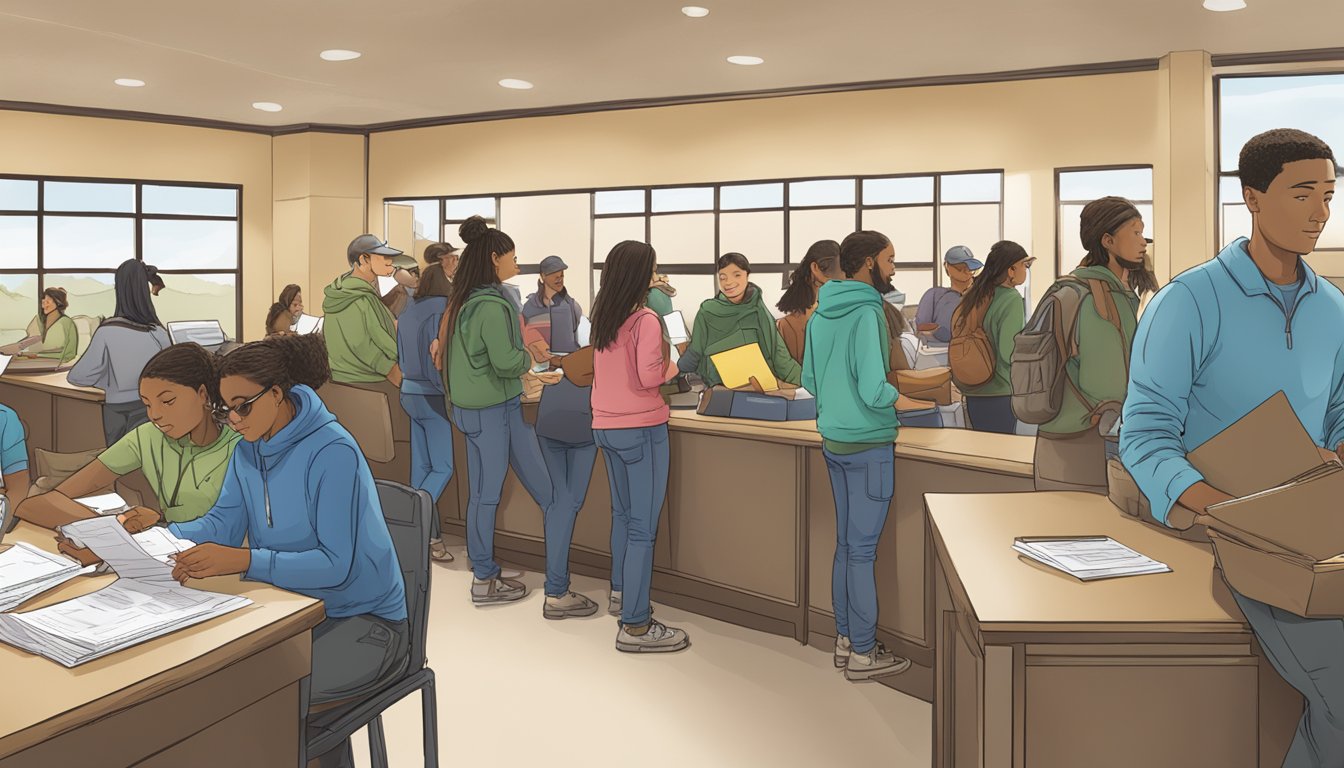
[0,176,242,346]
[1055,166,1154,275]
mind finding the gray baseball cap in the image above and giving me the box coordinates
[944,245,983,271]
[347,234,412,267]
[539,255,568,275]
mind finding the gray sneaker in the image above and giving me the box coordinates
[608,590,622,617]
[471,576,527,605]
[615,620,690,654]
[834,635,852,669]
[429,538,454,563]
[844,642,911,681]
[543,591,600,620]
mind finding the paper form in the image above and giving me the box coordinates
[74,492,131,516]
[1012,537,1171,581]
[709,343,778,391]
[292,313,324,334]
[663,311,689,344]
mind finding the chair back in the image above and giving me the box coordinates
[70,315,100,358]
[374,479,432,672]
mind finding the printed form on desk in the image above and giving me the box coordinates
[1013,536,1172,581]
[74,492,132,516]
[0,543,94,613]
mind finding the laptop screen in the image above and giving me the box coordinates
[166,320,227,347]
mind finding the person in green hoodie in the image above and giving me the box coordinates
[21,287,78,363]
[1034,198,1147,493]
[322,234,408,387]
[678,253,801,387]
[803,230,911,684]
[953,241,1032,434]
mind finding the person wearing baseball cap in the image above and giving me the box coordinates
[521,255,584,362]
[915,245,982,347]
[322,234,405,387]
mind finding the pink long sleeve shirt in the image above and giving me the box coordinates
[592,308,678,430]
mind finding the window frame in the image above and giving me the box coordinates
[1053,164,1155,276]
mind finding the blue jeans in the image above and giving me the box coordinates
[539,436,598,597]
[595,425,670,628]
[966,395,1018,435]
[823,444,894,654]
[451,397,554,581]
[400,393,454,539]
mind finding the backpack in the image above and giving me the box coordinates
[948,298,996,388]
[1010,276,1128,426]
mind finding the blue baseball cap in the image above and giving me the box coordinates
[944,245,983,271]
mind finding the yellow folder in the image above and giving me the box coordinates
[709,343,778,391]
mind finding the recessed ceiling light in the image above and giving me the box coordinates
[320,49,362,61]
[681,6,710,17]
[1202,0,1246,10]
[252,102,283,112]
[727,55,764,66]
[499,79,534,90]
[114,78,145,88]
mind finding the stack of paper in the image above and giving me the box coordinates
[292,314,324,335]
[1012,536,1171,581]
[62,525,196,566]
[0,543,93,613]
[74,492,132,516]
[0,518,250,667]
[664,311,689,345]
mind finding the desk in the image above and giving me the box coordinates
[0,373,105,455]
[928,492,1302,768]
[0,523,324,768]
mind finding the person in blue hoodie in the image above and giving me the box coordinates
[167,333,407,768]
[802,230,911,683]
[1121,128,1344,768]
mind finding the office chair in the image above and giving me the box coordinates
[300,479,439,768]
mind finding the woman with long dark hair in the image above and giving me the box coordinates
[590,241,689,653]
[68,259,170,444]
[167,334,407,768]
[436,215,557,605]
[22,287,78,363]
[677,253,801,387]
[776,240,840,364]
[266,284,303,335]
[952,241,1031,434]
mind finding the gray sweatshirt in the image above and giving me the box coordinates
[67,322,171,404]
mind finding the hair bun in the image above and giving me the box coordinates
[459,216,490,245]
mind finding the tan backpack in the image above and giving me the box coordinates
[949,299,996,388]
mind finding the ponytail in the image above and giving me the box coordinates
[218,334,331,393]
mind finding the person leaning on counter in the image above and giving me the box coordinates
[322,234,406,387]
[951,242,1030,435]
[22,287,78,363]
[915,246,980,347]
[678,252,801,387]
[776,239,841,365]
[521,255,584,363]
[0,402,31,504]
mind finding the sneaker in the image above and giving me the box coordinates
[608,591,622,617]
[429,538,454,563]
[615,620,690,654]
[844,642,911,682]
[543,591,600,620]
[834,635,852,669]
[471,576,527,605]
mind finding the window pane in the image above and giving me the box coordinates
[443,197,496,221]
[861,207,934,264]
[721,183,783,210]
[863,177,934,206]
[941,173,1002,203]
[892,268,935,310]
[142,185,238,216]
[1219,75,1344,172]
[500,194,593,308]
[154,273,236,337]
[1321,217,1344,250]
[789,208,856,263]
[143,219,238,270]
[0,274,38,346]
[940,204,1002,272]
[650,213,714,265]
[59,274,118,324]
[44,182,134,213]
[753,270,787,319]
[0,179,37,210]
[668,274,719,328]
[44,216,135,269]
[593,217,646,267]
[720,211,784,263]
[0,216,37,269]
[1058,168,1153,203]
[789,179,855,207]
[594,190,646,215]
[652,187,713,213]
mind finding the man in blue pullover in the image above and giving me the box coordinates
[1121,128,1343,766]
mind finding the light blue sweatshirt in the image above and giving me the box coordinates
[1120,237,1344,525]
[171,385,407,621]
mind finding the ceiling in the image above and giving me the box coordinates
[1,0,1342,129]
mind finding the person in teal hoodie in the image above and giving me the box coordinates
[803,230,910,683]
[953,241,1032,434]
[677,253,802,387]
[1122,129,1344,767]
[167,333,407,768]
[322,234,407,387]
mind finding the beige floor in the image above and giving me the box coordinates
[346,536,932,767]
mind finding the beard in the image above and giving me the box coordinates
[870,264,894,293]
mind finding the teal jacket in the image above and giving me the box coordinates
[802,280,900,445]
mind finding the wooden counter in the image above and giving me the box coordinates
[0,522,324,767]
[0,373,106,456]
[928,492,1301,768]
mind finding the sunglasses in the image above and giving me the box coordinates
[214,386,273,420]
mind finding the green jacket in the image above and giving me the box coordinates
[1040,266,1140,436]
[322,273,398,384]
[444,286,530,409]
[801,280,900,445]
[961,286,1025,398]
[677,284,802,387]
[645,288,674,317]
[26,313,78,363]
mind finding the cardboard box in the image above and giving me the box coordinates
[1209,529,1344,618]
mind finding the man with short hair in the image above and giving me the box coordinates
[1121,128,1344,767]
[915,245,980,346]
[323,234,407,386]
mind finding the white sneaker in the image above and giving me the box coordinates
[543,591,600,620]
[608,590,622,617]
[615,620,690,654]
[834,635,852,669]
[471,576,527,605]
[500,567,524,579]
[844,642,911,681]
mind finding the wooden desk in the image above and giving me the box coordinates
[0,523,324,768]
[0,373,105,455]
[928,492,1302,768]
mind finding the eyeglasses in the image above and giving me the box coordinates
[214,386,272,420]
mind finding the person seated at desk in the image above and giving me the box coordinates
[19,287,78,363]
[521,255,584,363]
[0,402,31,503]
[678,252,801,387]
[266,284,303,336]
[952,241,1031,435]
[776,240,841,365]
[167,334,408,768]
[914,246,980,347]
[16,343,241,530]
[323,234,405,387]
[68,259,171,445]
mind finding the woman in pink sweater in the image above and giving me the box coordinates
[590,241,688,654]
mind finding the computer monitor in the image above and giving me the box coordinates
[166,320,228,350]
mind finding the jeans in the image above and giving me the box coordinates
[539,436,599,597]
[595,425,670,628]
[966,395,1018,435]
[451,397,554,581]
[1233,590,1344,767]
[400,392,454,539]
[823,444,894,654]
[306,614,411,768]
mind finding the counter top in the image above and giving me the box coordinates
[0,372,103,403]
